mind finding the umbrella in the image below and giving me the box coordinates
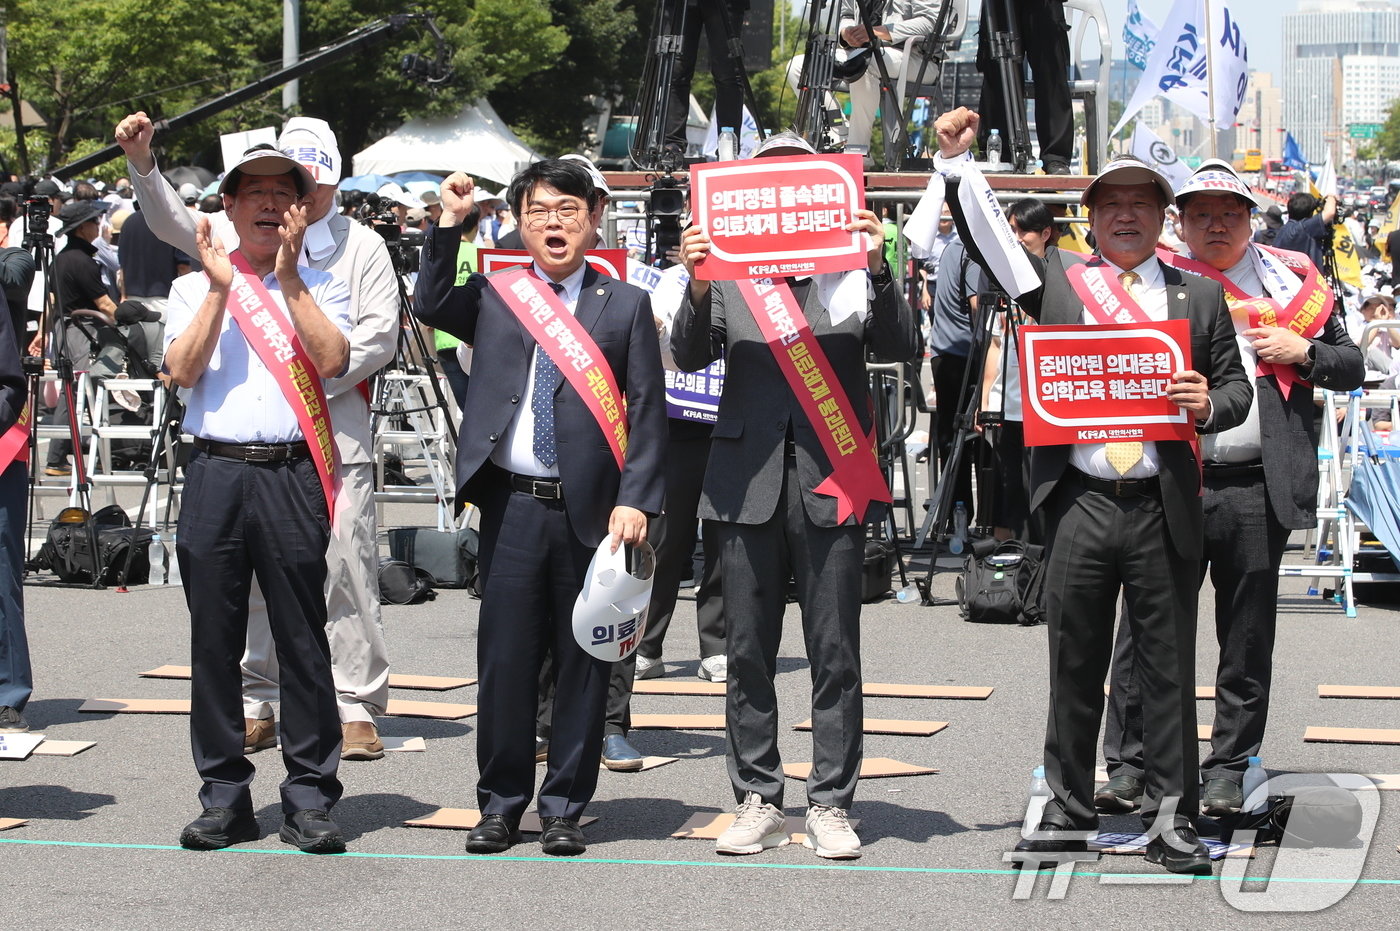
[1343,424,1400,571]
[389,170,449,186]
[162,165,215,190]
[338,173,397,193]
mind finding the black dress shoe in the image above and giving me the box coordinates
[1094,774,1144,813]
[466,814,520,854]
[539,817,587,856]
[1202,777,1244,816]
[179,806,259,850]
[1145,823,1212,874]
[1010,822,1096,869]
[279,809,346,854]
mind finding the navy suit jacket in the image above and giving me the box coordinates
[413,225,666,546]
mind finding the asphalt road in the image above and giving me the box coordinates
[5,486,1400,929]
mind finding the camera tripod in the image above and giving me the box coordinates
[22,205,104,589]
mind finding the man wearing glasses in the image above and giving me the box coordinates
[414,159,665,857]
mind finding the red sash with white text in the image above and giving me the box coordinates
[735,277,889,525]
[226,252,340,519]
[1155,245,1333,399]
[489,268,629,470]
[1065,260,1154,326]
[0,402,31,468]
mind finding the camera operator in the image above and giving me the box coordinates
[1274,191,1337,269]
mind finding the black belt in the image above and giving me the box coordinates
[509,472,563,500]
[1071,468,1160,499]
[1203,460,1265,480]
[193,437,311,462]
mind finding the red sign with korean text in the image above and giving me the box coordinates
[1018,321,1196,447]
[478,249,629,280]
[691,154,867,281]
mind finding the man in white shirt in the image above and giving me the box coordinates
[166,147,351,854]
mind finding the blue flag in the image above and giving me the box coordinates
[1282,133,1308,171]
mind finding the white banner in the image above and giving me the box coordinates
[1130,123,1192,190]
[1112,0,1250,136]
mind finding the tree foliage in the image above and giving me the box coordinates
[1375,97,1400,162]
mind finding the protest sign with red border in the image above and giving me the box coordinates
[478,248,629,280]
[1018,320,1195,447]
[691,154,867,281]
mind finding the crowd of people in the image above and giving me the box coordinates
[0,91,1385,872]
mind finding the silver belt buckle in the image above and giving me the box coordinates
[245,445,276,462]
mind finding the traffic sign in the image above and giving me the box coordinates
[1349,123,1382,139]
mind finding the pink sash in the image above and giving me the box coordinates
[226,252,339,519]
[735,277,889,525]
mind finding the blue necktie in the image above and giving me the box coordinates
[531,282,565,467]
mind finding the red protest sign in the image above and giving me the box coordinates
[479,248,629,280]
[1018,320,1196,447]
[691,154,867,281]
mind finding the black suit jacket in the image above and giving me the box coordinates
[1248,256,1364,529]
[671,271,919,527]
[413,224,666,546]
[1018,251,1252,560]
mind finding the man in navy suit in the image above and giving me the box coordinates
[414,159,666,856]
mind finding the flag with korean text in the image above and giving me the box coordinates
[1124,0,1159,70]
[1111,0,1250,137]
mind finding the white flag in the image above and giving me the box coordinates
[1130,123,1193,191]
[1124,0,1158,70]
[1112,0,1250,137]
[1315,151,1338,198]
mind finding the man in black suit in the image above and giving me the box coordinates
[672,132,919,860]
[932,108,1251,874]
[414,159,666,857]
[1099,161,1364,817]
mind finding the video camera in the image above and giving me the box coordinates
[23,194,52,245]
[646,175,687,268]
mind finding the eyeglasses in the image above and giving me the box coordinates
[523,205,584,227]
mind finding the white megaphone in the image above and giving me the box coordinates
[572,536,656,662]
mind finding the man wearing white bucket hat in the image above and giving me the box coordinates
[115,111,398,762]
[1100,159,1363,819]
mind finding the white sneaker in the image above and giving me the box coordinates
[803,804,861,859]
[697,654,727,682]
[634,654,663,679]
[716,792,789,855]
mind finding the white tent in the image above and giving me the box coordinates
[352,99,541,187]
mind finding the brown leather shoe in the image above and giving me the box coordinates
[244,716,276,754]
[341,720,385,761]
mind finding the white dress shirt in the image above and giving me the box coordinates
[491,262,588,478]
[165,265,352,443]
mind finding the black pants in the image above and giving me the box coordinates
[178,451,341,815]
[1104,474,1290,784]
[474,468,609,821]
[975,0,1073,163]
[1039,476,1198,831]
[720,458,863,810]
[665,0,747,148]
[604,421,725,736]
[932,353,976,526]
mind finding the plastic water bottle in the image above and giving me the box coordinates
[167,535,182,585]
[1023,765,1052,838]
[1242,755,1268,814]
[985,129,1003,170]
[718,126,738,162]
[147,532,166,586]
[896,582,920,604]
[718,127,738,162]
[950,501,969,555]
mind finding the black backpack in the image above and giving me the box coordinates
[377,558,436,605]
[35,504,154,585]
[955,538,1044,625]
